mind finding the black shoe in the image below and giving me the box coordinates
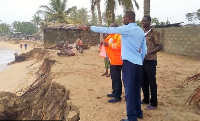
[107,93,115,97]
[141,100,149,104]
[137,114,143,119]
[108,98,121,103]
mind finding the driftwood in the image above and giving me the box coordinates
[181,73,200,87]
[186,85,200,110]
[180,73,200,110]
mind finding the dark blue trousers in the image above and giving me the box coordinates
[122,60,143,121]
[110,65,122,99]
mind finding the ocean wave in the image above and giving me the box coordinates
[0,47,19,73]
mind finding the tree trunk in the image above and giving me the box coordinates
[96,0,102,26]
[111,0,115,23]
[144,0,150,16]
[96,0,103,42]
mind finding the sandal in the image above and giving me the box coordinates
[101,72,108,76]
[145,105,157,110]
[106,73,110,77]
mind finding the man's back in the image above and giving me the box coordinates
[118,23,146,65]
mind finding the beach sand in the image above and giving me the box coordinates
[0,41,200,121]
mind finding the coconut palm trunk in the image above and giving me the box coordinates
[144,0,150,15]
[94,0,103,42]
[96,0,102,26]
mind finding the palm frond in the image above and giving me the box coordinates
[39,5,55,14]
[61,0,67,11]
[133,0,139,10]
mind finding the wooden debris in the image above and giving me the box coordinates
[181,73,200,87]
[186,85,200,110]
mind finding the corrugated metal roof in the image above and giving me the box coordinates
[43,23,81,30]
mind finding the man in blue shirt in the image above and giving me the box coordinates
[81,11,147,121]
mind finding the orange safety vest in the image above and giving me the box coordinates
[104,34,123,65]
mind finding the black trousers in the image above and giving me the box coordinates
[142,60,158,107]
[110,65,122,99]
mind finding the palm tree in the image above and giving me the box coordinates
[0,23,10,34]
[105,0,115,24]
[186,13,194,23]
[144,0,150,15]
[196,9,200,21]
[66,6,78,22]
[118,0,139,12]
[151,17,160,25]
[91,0,103,42]
[105,0,139,24]
[91,0,102,26]
[77,8,89,25]
[37,0,68,23]
[32,14,43,27]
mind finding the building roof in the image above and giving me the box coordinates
[42,22,81,30]
[154,22,184,28]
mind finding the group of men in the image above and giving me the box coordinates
[81,11,162,121]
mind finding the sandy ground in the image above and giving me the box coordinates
[0,41,200,121]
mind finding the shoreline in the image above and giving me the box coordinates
[0,40,42,94]
[0,40,37,52]
[0,40,34,74]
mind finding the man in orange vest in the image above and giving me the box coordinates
[103,23,123,103]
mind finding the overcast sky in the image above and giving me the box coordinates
[0,0,199,25]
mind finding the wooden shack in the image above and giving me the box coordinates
[43,23,100,48]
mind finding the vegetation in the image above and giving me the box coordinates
[91,0,102,26]
[186,9,200,24]
[104,0,139,25]
[0,23,10,35]
[67,6,90,25]
[37,0,68,23]
[12,21,38,35]
[3,0,199,40]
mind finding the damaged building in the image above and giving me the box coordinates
[43,23,100,48]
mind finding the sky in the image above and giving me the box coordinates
[0,0,199,25]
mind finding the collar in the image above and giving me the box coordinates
[128,23,137,26]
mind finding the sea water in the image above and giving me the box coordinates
[0,45,19,74]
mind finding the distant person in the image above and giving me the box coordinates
[100,40,110,77]
[20,44,23,51]
[141,15,163,110]
[103,22,123,103]
[101,54,110,77]
[24,43,28,50]
[14,52,18,61]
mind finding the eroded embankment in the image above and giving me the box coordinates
[0,49,80,121]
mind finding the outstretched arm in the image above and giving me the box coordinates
[80,25,127,35]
